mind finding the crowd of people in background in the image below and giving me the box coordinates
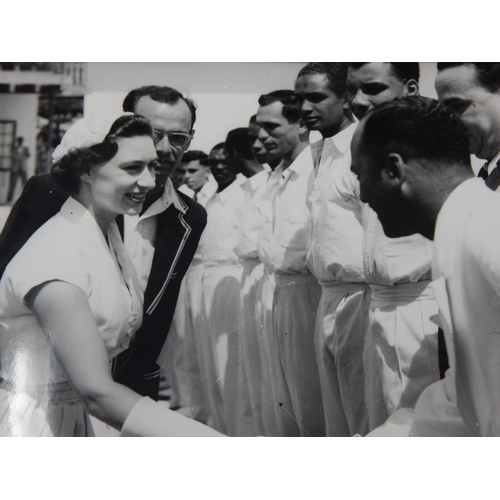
[1,62,500,436]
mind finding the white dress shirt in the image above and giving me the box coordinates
[124,178,187,296]
[426,178,500,435]
[234,169,271,261]
[258,146,315,275]
[197,179,244,266]
[362,205,433,285]
[306,123,365,283]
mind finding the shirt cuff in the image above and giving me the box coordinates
[120,396,225,437]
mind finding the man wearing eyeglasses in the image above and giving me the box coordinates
[0,85,208,409]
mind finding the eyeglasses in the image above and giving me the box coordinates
[152,129,192,148]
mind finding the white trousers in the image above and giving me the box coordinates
[238,259,266,435]
[159,261,210,423]
[314,281,371,436]
[198,263,254,436]
[364,280,440,432]
[272,273,325,437]
[254,268,280,436]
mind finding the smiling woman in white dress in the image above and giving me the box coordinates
[0,114,223,437]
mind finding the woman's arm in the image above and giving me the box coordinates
[27,280,140,429]
[27,280,224,436]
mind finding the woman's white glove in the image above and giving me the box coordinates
[121,396,225,437]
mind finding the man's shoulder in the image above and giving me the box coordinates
[175,189,207,219]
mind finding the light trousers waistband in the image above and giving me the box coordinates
[274,273,318,285]
[370,279,434,302]
[242,257,262,268]
[203,261,243,269]
[318,280,368,293]
[0,379,81,403]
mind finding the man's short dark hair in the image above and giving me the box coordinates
[181,150,208,165]
[122,85,197,129]
[210,142,225,154]
[437,63,500,93]
[297,63,348,97]
[225,128,255,160]
[348,63,420,84]
[258,90,300,124]
[360,96,471,170]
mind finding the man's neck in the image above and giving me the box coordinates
[424,170,474,240]
[321,116,353,139]
[281,141,308,170]
[217,178,236,193]
[241,159,264,178]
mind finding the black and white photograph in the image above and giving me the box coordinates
[2,2,499,495]
[1,60,498,440]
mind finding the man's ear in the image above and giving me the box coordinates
[404,79,419,97]
[383,153,406,187]
[297,119,309,136]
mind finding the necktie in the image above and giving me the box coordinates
[486,160,500,191]
[477,163,489,180]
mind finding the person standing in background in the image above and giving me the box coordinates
[195,143,247,435]
[7,137,30,202]
[435,63,500,191]
[345,63,440,432]
[256,90,324,437]
[295,63,366,436]
[158,150,216,422]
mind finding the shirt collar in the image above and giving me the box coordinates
[280,145,313,181]
[330,122,357,154]
[62,196,108,243]
[217,178,241,202]
[141,178,187,219]
[247,169,269,190]
[487,150,500,172]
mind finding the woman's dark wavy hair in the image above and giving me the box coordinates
[51,114,153,195]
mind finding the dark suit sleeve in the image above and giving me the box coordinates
[0,174,68,278]
[113,193,207,399]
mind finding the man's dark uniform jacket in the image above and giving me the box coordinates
[0,173,207,400]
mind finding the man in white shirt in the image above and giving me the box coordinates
[351,96,500,436]
[195,143,247,435]
[345,63,441,431]
[256,90,324,436]
[159,150,216,422]
[295,63,367,436]
[246,115,283,435]
[177,150,218,204]
[435,63,500,192]
[218,127,271,435]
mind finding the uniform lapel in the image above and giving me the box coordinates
[143,194,192,316]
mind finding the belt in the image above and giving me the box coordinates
[0,378,81,404]
[370,279,434,302]
[274,273,318,285]
[318,280,368,292]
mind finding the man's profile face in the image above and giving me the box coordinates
[346,63,412,120]
[294,72,345,136]
[183,160,209,193]
[134,95,192,185]
[435,64,500,161]
[248,121,278,164]
[255,101,299,157]
[350,125,413,238]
